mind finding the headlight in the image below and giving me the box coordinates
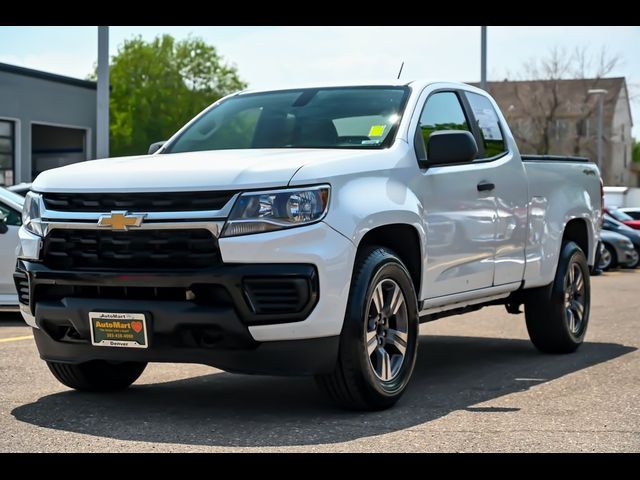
[221,185,330,237]
[618,238,633,248]
[22,192,45,236]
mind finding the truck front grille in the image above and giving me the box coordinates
[42,191,236,212]
[42,229,220,270]
[38,284,188,302]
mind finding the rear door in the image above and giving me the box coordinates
[461,91,528,286]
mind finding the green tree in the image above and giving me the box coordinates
[93,34,246,157]
[634,138,640,163]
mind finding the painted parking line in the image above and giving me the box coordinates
[0,335,33,344]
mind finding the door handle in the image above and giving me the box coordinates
[477,181,495,192]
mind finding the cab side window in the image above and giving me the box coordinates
[466,92,507,158]
[418,92,470,150]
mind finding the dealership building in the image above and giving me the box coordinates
[0,62,97,186]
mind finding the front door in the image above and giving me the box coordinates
[416,91,496,299]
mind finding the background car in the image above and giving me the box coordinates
[605,208,640,230]
[602,213,640,269]
[599,229,639,270]
[0,187,23,310]
[619,207,640,220]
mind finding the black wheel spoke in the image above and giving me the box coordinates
[387,328,408,355]
[366,329,378,356]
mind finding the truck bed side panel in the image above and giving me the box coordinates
[522,160,601,288]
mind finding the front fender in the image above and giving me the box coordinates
[322,175,425,248]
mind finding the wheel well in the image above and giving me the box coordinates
[563,219,589,259]
[358,224,421,293]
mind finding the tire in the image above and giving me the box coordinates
[591,241,603,275]
[315,246,419,410]
[47,360,147,392]
[622,248,640,269]
[598,243,617,270]
[524,241,590,353]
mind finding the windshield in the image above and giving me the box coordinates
[163,86,410,153]
[608,209,634,222]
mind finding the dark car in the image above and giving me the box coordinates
[599,230,639,270]
[619,207,640,220]
[605,208,640,230]
[602,213,640,268]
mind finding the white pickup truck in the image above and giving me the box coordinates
[15,80,602,410]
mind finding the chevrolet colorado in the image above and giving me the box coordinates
[15,81,602,410]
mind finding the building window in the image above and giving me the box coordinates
[0,120,15,186]
[577,118,591,138]
[624,146,628,168]
[549,119,569,140]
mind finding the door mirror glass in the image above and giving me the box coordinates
[0,217,8,234]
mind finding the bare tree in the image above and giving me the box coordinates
[497,47,623,163]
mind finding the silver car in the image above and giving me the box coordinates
[599,229,639,270]
[0,187,23,310]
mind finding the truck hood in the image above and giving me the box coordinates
[31,149,377,193]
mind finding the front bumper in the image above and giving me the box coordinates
[15,222,356,374]
[15,259,339,375]
[618,246,639,266]
[32,329,338,376]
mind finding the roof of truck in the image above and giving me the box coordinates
[236,79,477,95]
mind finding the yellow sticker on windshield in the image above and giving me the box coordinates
[368,125,386,137]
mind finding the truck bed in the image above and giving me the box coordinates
[521,158,601,288]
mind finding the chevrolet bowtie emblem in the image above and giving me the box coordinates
[97,211,145,231]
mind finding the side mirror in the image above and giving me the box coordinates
[427,130,478,166]
[148,141,166,155]
[0,218,8,235]
[415,130,478,168]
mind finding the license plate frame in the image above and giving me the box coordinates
[89,312,148,349]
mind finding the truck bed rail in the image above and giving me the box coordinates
[521,155,592,163]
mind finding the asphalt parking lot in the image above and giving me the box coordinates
[1,269,638,453]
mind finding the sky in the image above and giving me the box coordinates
[1,26,639,137]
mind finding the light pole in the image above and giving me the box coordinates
[480,26,487,90]
[97,26,109,159]
[588,89,607,178]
